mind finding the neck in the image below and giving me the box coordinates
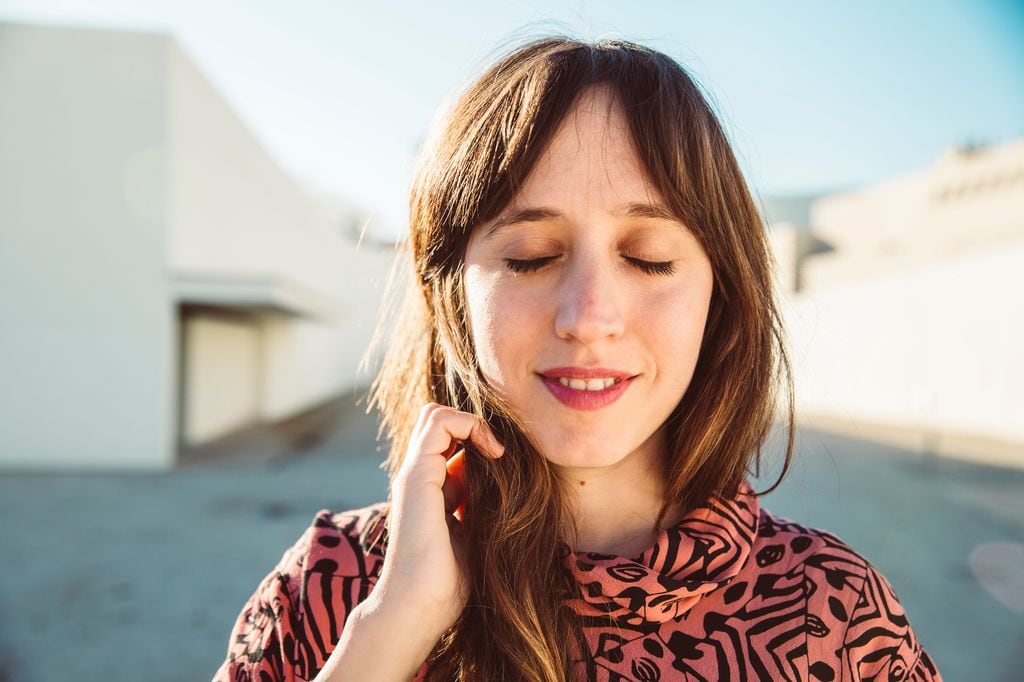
[557,432,682,559]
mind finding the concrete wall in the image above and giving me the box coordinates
[785,235,1024,467]
[806,140,1024,292]
[0,24,175,470]
[771,139,1024,468]
[165,40,397,425]
[165,43,347,290]
[0,22,398,471]
[181,312,262,445]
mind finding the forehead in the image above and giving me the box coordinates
[478,86,672,237]
[527,86,644,183]
[553,84,630,145]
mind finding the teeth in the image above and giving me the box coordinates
[556,377,618,391]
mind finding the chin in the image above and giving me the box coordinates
[535,433,632,469]
[544,453,629,470]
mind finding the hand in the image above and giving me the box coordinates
[370,402,505,640]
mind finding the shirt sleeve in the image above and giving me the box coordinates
[210,523,314,682]
[840,561,942,681]
[211,504,400,682]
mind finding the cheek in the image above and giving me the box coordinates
[464,274,540,388]
[643,279,713,387]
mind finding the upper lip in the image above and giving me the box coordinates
[538,366,635,380]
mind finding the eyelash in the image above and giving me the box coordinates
[503,256,676,276]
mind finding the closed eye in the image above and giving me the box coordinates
[503,256,676,276]
[624,257,676,275]
[503,256,559,273]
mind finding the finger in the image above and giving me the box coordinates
[396,403,452,482]
[415,408,505,464]
[469,416,505,460]
[412,402,439,431]
[440,438,458,460]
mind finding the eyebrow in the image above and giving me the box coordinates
[481,202,684,240]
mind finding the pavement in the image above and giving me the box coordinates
[0,397,1021,681]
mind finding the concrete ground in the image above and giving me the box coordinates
[0,399,1021,681]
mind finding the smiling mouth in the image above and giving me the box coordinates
[537,373,636,411]
[550,376,621,391]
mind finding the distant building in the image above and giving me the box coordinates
[761,192,833,293]
[765,139,1024,468]
[0,22,398,471]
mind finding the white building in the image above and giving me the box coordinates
[767,139,1024,468]
[0,22,398,471]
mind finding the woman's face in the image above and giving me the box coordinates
[463,86,714,473]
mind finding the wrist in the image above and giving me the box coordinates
[354,591,450,649]
[313,595,436,682]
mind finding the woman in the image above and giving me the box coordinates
[213,36,940,681]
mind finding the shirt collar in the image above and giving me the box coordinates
[560,479,760,625]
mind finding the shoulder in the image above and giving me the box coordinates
[739,507,876,646]
[301,500,393,581]
[212,501,394,681]
[308,501,393,557]
[754,506,877,587]
[748,506,940,680]
[751,505,893,622]
[239,499,394,619]
[252,500,393,586]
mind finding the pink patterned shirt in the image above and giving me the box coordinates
[213,479,941,680]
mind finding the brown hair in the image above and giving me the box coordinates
[365,34,794,680]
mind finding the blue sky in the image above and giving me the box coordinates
[1,0,1021,238]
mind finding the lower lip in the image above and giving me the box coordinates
[540,375,634,411]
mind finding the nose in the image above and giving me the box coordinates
[553,256,626,344]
